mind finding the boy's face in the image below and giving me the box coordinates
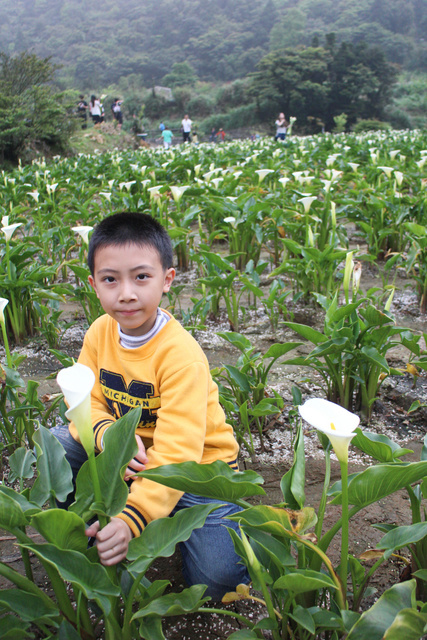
[89,243,175,336]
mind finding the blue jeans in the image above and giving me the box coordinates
[50,425,249,599]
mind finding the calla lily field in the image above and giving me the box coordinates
[0,129,427,638]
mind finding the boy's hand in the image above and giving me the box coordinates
[85,518,132,566]
[124,434,149,480]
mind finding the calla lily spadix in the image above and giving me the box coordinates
[2,223,22,242]
[298,398,360,463]
[72,226,93,245]
[57,363,95,457]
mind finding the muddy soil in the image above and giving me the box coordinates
[1,264,427,638]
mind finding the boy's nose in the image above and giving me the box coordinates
[119,281,137,301]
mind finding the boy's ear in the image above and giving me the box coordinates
[163,267,175,293]
[88,275,99,298]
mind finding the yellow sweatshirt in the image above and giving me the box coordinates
[70,311,239,536]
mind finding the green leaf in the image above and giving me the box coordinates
[383,608,427,640]
[378,522,427,559]
[283,322,328,345]
[227,630,260,639]
[71,407,141,519]
[222,365,252,392]
[127,503,220,574]
[352,429,412,462]
[0,588,59,623]
[289,605,316,635]
[137,616,165,640]
[19,542,119,614]
[8,447,36,484]
[31,425,74,506]
[263,342,304,359]
[30,509,87,553]
[0,490,29,530]
[0,615,33,640]
[274,569,337,595]
[0,485,41,517]
[227,505,317,537]
[138,460,266,503]
[346,580,416,640]
[360,346,389,372]
[57,619,84,640]
[132,584,209,620]
[280,422,305,509]
[329,461,427,507]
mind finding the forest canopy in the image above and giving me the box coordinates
[0,0,424,89]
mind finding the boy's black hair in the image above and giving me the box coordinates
[88,212,173,275]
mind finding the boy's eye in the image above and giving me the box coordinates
[103,276,115,283]
[136,273,148,281]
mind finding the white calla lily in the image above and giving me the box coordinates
[255,169,274,183]
[278,177,290,188]
[72,226,93,245]
[348,162,359,172]
[170,185,189,202]
[57,363,95,456]
[298,196,317,213]
[299,398,360,463]
[378,166,394,178]
[2,223,22,242]
[1,216,8,227]
[394,170,404,186]
[147,185,162,198]
[28,190,40,202]
[46,182,58,195]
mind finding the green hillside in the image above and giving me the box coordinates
[0,0,425,89]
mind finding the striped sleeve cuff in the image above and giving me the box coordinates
[117,506,148,537]
[94,419,114,452]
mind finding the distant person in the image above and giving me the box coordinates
[111,99,123,130]
[192,128,199,145]
[77,94,88,129]
[90,95,103,125]
[209,127,217,143]
[218,128,225,143]
[275,112,288,141]
[161,124,173,149]
[159,121,165,132]
[181,114,192,143]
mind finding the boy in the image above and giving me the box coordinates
[54,212,249,599]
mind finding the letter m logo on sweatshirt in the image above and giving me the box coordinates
[100,369,160,426]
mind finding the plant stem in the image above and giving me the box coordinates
[315,446,331,541]
[339,459,349,608]
[0,318,12,368]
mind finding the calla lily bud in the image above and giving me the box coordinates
[0,298,9,324]
[57,363,95,456]
[342,251,354,299]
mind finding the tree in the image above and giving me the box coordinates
[0,52,75,163]
[249,47,331,128]
[249,40,397,132]
[161,61,198,87]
